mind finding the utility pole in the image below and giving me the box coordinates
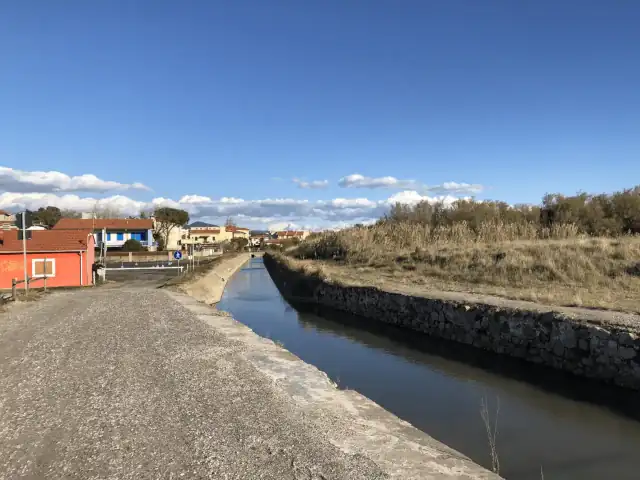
[22,211,28,294]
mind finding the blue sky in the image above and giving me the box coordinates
[1,1,639,228]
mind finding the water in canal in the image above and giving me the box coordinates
[217,257,640,479]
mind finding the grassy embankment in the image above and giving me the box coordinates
[284,188,640,314]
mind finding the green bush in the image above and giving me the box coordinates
[122,239,144,252]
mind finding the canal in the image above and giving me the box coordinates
[217,257,640,479]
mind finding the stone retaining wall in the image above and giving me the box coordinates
[264,254,640,390]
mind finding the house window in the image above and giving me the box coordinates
[32,258,56,278]
[117,232,124,241]
[107,233,112,241]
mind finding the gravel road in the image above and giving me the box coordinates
[0,285,386,479]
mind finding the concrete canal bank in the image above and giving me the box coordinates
[216,256,640,479]
[263,253,640,390]
[177,252,253,304]
[175,253,499,479]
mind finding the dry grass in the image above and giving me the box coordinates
[289,222,640,313]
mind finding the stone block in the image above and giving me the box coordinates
[619,347,636,360]
[618,331,636,347]
[552,341,565,357]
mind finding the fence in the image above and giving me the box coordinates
[105,250,222,263]
[5,274,49,301]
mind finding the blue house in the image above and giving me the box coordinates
[53,218,155,249]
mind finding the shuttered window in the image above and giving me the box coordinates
[32,259,56,278]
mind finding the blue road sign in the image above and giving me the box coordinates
[173,251,182,260]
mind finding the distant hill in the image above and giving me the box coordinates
[188,221,220,228]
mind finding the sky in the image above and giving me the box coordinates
[1,1,639,230]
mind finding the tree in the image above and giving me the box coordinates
[122,239,144,252]
[32,206,62,228]
[138,207,154,219]
[226,237,248,252]
[92,207,124,219]
[225,216,236,227]
[60,210,82,219]
[154,233,166,252]
[153,207,189,251]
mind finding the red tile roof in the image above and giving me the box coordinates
[276,231,305,237]
[190,229,221,234]
[53,218,153,230]
[225,226,249,232]
[0,229,93,253]
[0,210,12,216]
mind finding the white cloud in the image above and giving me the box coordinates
[0,192,148,216]
[0,167,150,193]
[385,191,461,206]
[178,194,213,204]
[338,173,483,195]
[432,182,483,195]
[292,178,329,189]
[338,174,415,189]
[0,189,462,229]
[0,165,478,229]
[322,198,378,208]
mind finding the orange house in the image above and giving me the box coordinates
[0,229,95,289]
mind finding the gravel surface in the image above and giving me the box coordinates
[0,286,386,479]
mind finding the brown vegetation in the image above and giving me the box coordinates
[288,186,640,313]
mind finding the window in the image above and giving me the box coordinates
[116,232,124,241]
[106,233,112,241]
[32,258,55,278]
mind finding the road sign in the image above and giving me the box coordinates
[173,251,182,260]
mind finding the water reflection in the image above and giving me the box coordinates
[218,258,640,480]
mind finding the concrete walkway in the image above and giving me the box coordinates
[0,271,497,478]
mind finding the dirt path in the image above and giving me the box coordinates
[0,286,387,479]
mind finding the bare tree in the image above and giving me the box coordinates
[60,209,82,218]
[90,201,125,219]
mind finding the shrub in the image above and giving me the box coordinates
[225,237,249,252]
[380,185,640,236]
[122,239,144,252]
